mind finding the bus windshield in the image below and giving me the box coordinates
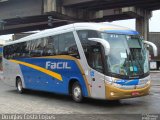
[101,33,149,78]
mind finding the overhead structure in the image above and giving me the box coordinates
[0,0,160,40]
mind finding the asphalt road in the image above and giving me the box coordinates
[0,72,160,120]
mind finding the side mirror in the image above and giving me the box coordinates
[143,41,158,57]
[88,38,110,55]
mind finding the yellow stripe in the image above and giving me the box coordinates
[10,60,62,81]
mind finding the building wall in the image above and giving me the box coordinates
[149,32,160,60]
[149,32,160,70]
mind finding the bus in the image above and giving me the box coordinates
[2,23,157,102]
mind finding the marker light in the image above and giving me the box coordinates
[110,92,115,96]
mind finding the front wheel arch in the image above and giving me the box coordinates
[68,79,84,103]
[69,80,84,102]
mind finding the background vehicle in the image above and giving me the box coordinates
[2,23,157,102]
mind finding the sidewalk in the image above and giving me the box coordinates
[150,70,160,73]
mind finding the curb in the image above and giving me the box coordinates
[150,71,160,73]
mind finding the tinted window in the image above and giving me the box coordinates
[58,32,79,58]
[28,39,46,57]
[4,42,29,59]
[4,32,79,59]
[78,30,100,43]
[77,30,104,73]
[3,46,10,59]
[14,42,29,58]
[26,37,58,57]
[43,36,59,56]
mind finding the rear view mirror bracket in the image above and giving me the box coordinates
[143,40,158,57]
[88,38,110,55]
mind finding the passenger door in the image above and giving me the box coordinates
[88,46,106,99]
[77,30,106,99]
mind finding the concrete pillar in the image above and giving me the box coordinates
[44,0,57,13]
[0,20,5,30]
[136,11,151,41]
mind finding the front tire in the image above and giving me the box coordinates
[16,78,24,94]
[72,82,83,102]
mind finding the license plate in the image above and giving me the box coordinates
[132,91,140,96]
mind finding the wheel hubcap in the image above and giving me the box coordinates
[18,81,22,91]
[73,86,81,99]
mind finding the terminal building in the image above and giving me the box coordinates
[149,32,160,70]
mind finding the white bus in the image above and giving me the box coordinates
[2,23,157,102]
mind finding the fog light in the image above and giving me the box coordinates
[110,92,115,96]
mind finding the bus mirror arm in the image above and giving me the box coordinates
[88,38,110,55]
[143,41,158,57]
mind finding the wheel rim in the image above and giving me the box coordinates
[17,80,22,92]
[73,86,81,100]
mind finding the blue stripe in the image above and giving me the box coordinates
[115,79,139,86]
[104,30,139,35]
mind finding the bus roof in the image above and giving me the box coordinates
[74,22,139,35]
[5,22,139,46]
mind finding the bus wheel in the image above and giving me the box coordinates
[16,78,24,94]
[72,82,83,102]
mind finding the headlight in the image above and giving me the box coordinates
[146,80,151,85]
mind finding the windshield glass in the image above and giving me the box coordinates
[101,33,149,78]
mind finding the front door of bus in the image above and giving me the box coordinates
[88,46,106,99]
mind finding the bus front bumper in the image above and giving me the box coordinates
[105,83,151,100]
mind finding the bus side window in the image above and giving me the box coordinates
[43,36,58,56]
[28,38,45,57]
[8,45,14,59]
[36,38,46,57]
[27,40,37,57]
[15,42,29,58]
[13,44,19,58]
[4,44,17,59]
[58,32,80,58]
[4,46,9,59]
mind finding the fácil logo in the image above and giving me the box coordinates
[46,61,71,70]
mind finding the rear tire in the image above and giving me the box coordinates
[72,82,83,102]
[16,78,24,94]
